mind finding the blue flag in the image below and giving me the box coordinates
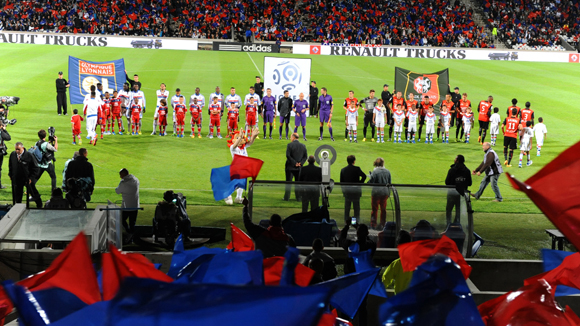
[315,268,381,319]
[168,236,223,279]
[541,249,580,296]
[210,165,247,201]
[379,254,485,326]
[68,56,126,104]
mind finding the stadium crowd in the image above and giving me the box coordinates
[479,0,580,50]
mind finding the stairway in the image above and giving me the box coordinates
[459,0,508,49]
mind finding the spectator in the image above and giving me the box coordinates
[44,188,70,209]
[154,190,191,247]
[410,220,438,241]
[35,129,58,191]
[339,223,376,274]
[303,238,338,281]
[308,258,325,285]
[0,122,11,189]
[472,142,503,202]
[445,155,472,225]
[298,155,322,212]
[340,155,367,225]
[65,148,95,186]
[382,230,414,295]
[284,132,307,201]
[368,157,391,230]
[242,197,295,258]
[8,142,42,207]
[115,168,140,238]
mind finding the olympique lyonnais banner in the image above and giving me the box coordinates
[68,56,126,104]
[294,44,580,63]
[263,57,311,116]
[394,67,450,112]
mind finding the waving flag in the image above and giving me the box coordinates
[210,165,247,201]
[230,155,264,181]
[524,250,580,297]
[68,56,125,104]
[226,223,255,252]
[507,141,580,250]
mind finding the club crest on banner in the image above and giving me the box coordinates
[68,56,126,104]
[395,67,449,113]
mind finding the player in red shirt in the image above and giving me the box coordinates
[208,97,222,139]
[506,98,521,118]
[227,103,239,134]
[70,109,84,145]
[501,108,521,167]
[389,91,405,141]
[245,97,258,134]
[98,92,110,139]
[174,96,187,138]
[156,99,169,136]
[418,96,432,142]
[457,93,471,142]
[521,101,535,126]
[190,98,203,138]
[477,95,493,144]
[130,99,143,135]
[110,90,122,135]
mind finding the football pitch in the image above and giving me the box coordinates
[1,43,579,259]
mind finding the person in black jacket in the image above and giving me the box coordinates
[8,142,42,207]
[381,84,392,126]
[284,133,307,201]
[445,154,472,225]
[298,155,322,212]
[278,90,293,139]
[125,71,142,90]
[65,148,95,186]
[309,81,319,118]
[0,122,11,189]
[55,71,69,115]
[340,155,367,225]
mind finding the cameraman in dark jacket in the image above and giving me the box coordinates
[445,155,472,225]
[0,122,11,189]
[277,90,293,140]
[154,190,191,247]
[65,148,94,186]
[36,129,58,191]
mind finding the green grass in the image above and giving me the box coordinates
[0,43,579,259]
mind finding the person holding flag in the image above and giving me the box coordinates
[225,127,260,205]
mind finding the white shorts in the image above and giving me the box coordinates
[375,120,385,128]
[426,124,435,134]
[348,123,357,131]
[490,124,499,135]
[444,124,450,132]
[394,123,403,133]
[408,123,417,132]
[520,141,531,152]
[464,124,472,134]
[536,137,544,146]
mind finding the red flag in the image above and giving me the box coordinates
[102,244,173,300]
[263,257,315,287]
[524,252,580,291]
[479,279,579,326]
[18,232,101,304]
[398,235,472,279]
[230,154,264,181]
[226,223,255,251]
[507,141,580,249]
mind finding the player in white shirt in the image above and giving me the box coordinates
[83,87,103,145]
[245,86,261,125]
[439,106,451,144]
[533,117,547,156]
[489,107,501,146]
[117,83,131,133]
[392,104,406,143]
[424,106,437,144]
[462,107,474,143]
[152,83,169,135]
[190,87,205,110]
[170,88,184,136]
[519,120,534,168]
[209,86,225,114]
[373,99,387,143]
[345,102,359,142]
[129,84,146,135]
[225,127,260,205]
[406,107,419,144]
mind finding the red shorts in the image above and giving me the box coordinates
[228,119,238,130]
[112,111,121,119]
[104,109,111,118]
[158,115,167,126]
[176,115,185,125]
[72,128,81,135]
[98,117,106,125]
[132,115,140,123]
[191,116,201,125]
[210,116,220,126]
[246,115,256,126]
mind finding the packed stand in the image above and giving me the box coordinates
[479,0,580,51]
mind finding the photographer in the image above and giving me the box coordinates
[445,155,472,225]
[115,168,140,238]
[0,122,11,189]
[36,129,58,191]
[154,190,191,247]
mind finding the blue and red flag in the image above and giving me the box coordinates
[210,155,263,201]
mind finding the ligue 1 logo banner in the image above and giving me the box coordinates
[394,67,450,113]
[264,57,311,116]
[68,56,126,104]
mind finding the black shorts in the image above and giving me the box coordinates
[479,120,489,129]
[503,136,517,149]
[419,115,425,125]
